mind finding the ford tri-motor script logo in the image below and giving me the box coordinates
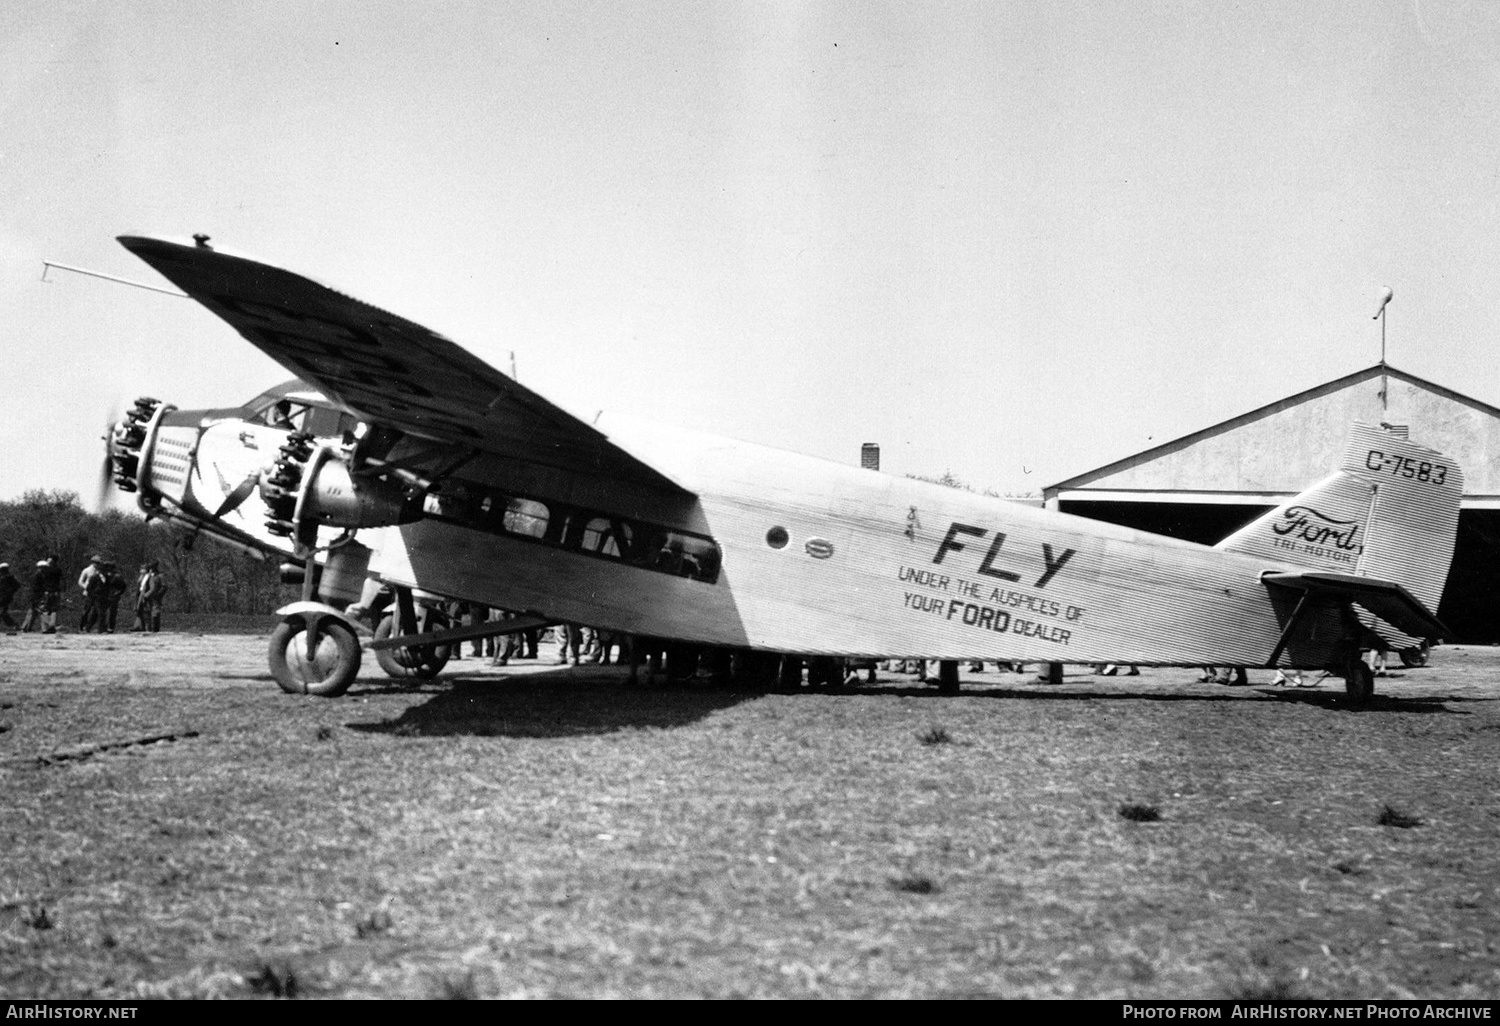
[1270,505,1363,556]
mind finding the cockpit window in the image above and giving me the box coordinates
[245,394,361,441]
[257,398,311,431]
[301,405,361,439]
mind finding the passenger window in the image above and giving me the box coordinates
[406,478,719,583]
[681,536,721,582]
[650,532,720,582]
[423,491,471,519]
[503,498,549,539]
[582,517,629,558]
[650,533,683,574]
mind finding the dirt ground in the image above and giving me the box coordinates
[2,630,1498,999]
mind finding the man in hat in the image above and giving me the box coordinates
[22,556,62,634]
[99,560,127,633]
[78,555,104,632]
[134,560,166,633]
[0,562,18,630]
[20,561,44,632]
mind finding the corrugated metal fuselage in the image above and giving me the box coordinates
[363,415,1339,668]
[134,405,1354,667]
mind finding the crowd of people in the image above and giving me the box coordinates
[443,604,629,668]
[0,553,167,635]
[431,600,1294,690]
[0,563,1378,691]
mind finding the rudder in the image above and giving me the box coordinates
[1215,423,1462,613]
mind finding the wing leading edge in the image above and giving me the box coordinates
[117,235,688,495]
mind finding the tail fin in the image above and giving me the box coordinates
[1215,423,1462,613]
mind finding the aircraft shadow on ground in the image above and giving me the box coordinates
[223,660,1473,721]
[345,668,1473,736]
[879,682,1469,715]
[1247,687,1469,715]
[876,684,1276,705]
[347,667,760,739]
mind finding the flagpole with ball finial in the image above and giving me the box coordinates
[1374,286,1393,416]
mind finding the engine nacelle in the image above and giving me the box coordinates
[302,455,413,529]
[261,440,416,536]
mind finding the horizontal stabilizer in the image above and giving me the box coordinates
[1261,570,1451,643]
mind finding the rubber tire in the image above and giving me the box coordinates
[1398,644,1429,668]
[663,643,700,682]
[269,617,361,697]
[373,614,452,680]
[1343,657,1375,707]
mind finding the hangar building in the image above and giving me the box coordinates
[1042,364,1500,643]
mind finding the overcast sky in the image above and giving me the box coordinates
[7,0,1500,508]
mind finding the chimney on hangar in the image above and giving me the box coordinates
[861,443,880,471]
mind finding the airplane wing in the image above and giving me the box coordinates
[1261,570,1451,643]
[117,235,688,494]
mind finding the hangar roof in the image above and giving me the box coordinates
[1045,365,1500,508]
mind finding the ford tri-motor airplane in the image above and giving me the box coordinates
[105,234,1460,704]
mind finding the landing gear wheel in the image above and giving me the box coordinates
[663,643,700,683]
[373,613,452,680]
[269,616,361,697]
[1399,643,1430,668]
[1343,655,1375,707]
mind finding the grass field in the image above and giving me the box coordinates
[1,632,1498,999]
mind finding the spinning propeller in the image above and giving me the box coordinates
[95,406,119,513]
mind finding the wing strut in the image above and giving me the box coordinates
[368,613,557,651]
[1266,589,1315,668]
